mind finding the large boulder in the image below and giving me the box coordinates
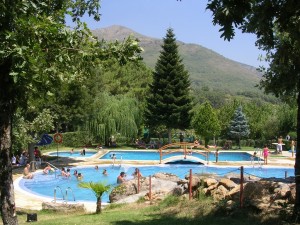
[273,182,291,199]
[188,176,201,188]
[109,176,178,203]
[42,202,85,213]
[154,173,181,182]
[219,178,237,190]
[172,186,185,196]
[289,184,296,203]
[204,178,218,187]
[243,181,270,200]
[211,185,228,201]
[226,185,242,200]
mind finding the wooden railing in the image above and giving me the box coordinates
[158,142,210,164]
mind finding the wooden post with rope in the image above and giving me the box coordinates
[240,166,244,208]
[149,175,152,203]
[137,168,140,193]
[189,169,192,200]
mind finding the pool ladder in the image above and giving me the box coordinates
[53,186,76,203]
[65,187,76,203]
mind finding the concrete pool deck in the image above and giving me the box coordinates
[13,149,295,213]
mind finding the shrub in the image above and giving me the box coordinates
[53,131,92,147]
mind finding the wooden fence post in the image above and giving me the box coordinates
[189,169,192,200]
[240,166,244,208]
[149,175,152,202]
[137,168,140,193]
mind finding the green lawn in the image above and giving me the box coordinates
[16,196,289,225]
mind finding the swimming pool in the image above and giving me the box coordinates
[100,150,260,162]
[48,151,97,158]
[17,164,293,204]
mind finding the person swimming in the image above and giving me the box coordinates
[43,163,53,174]
[77,173,83,180]
[132,168,142,178]
[117,172,126,184]
[102,169,108,175]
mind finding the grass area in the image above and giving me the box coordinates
[16,196,290,225]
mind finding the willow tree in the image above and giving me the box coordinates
[86,93,142,146]
[145,28,192,143]
[0,1,142,224]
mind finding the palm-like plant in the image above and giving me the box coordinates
[78,181,111,214]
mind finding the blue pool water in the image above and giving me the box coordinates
[100,150,260,162]
[18,164,293,204]
[48,151,97,158]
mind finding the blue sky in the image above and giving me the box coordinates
[82,0,265,68]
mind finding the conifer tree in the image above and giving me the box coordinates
[228,106,250,149]
[145,28,192,143]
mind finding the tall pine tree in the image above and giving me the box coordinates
[228,106,250,149]
[145,28,192,143]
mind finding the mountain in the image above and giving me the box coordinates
[92,25,264,96]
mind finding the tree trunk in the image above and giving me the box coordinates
[168,128,172,144]
[28,142,35,164]
[0,59,18,224]
[96,197,102,214]
[293,92,300,220]
[204,137,209,148]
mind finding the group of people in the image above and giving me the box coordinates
[12,146,42,167]
[42,164,85,180]
[251,135,296,165]
[117,168,142,184]
[95,165,108,175]
[12,151,28,166]
[80,148,86,156]
[73,170,83,180]
[276,135,296,155]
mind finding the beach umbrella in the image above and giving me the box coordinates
[36,134,53,146]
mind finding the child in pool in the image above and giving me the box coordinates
[77,173,83,180]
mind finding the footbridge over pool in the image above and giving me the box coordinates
[158,142,211,164]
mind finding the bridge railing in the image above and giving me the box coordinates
[158,142,211,164]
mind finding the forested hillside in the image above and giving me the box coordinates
[92,25,277,104]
